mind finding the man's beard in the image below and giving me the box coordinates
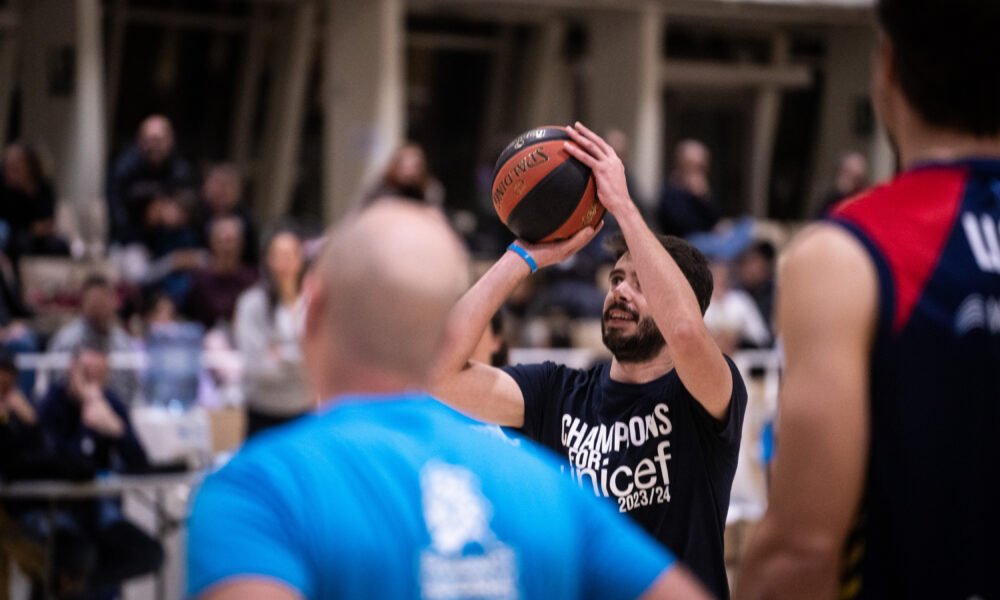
[601,304,666,363]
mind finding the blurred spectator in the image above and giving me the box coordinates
[33,345,163,597]
[0,250,38,395]
[139,291,204,410]
[703,260,771,354]
[140,195,205,306]
[0,352,40,480]
[142,290,180,332]
[185,216,257,330]
[196,164,259,266]
[734,240,777,331]
[144,195,200,259]
[199,328,243,409]
[107,115,195,246]
[657,140,721,238]
[235,226,309,438]
[0,142,70,260]
[364,142,445,206]
[48,274,139,403]
[815,151,869,218]
[39,345,147,472]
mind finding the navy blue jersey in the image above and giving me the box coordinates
[504,359,747,599]
[828,159,1000,599]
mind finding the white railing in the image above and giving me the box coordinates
[14,350,245,400]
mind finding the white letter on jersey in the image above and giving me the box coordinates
[963,212,1000,273]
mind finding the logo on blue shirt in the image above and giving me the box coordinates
[419,461,519,600]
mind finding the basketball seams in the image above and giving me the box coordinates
[492,125,597,243]
[541,174,605,242]
[505,156,596,243]
[491,141,569,222]
[492,127,571,181]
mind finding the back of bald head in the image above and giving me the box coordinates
[315,199,469,382]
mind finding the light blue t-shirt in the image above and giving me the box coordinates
[187,394,674,599]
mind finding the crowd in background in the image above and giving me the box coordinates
[0,112,880,408]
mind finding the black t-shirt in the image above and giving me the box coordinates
[504,358,747,599]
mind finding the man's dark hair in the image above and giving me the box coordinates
[605,232,713,315]
[81,273,112,294]
[878,0,1000,137]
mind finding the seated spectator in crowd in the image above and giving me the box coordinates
[0,352,40,480]
[814,151,869,218]
[48,275,139,403]
[196,164,259,266]
[0,352,46,590]
[144,194,200,259]
[734,240,777,332]
[235,226,309,438]
[0,250,38,395]
[137,290,204,410]
[107,115,195,247]
[185,216,257,330]
[142,290,181,334]
[0,142,70,260]
[364,142,445,206]
[703,259,771,355]
[140,195,206,305]
[657,140,721,238]
[32,345,163,598]
[38,345,146,470]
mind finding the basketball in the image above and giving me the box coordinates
[491,126,604,243]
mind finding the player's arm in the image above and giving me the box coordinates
[565,123,732,419]
[428,227,598,427]
[735,225,875,600]
[199,580,301,600]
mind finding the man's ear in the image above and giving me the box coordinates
[302,273,325,338]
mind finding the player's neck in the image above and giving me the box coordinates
[316,360,424,406]
[896,114,1000,170]
[609,350,674,384]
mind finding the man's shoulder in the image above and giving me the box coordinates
[831,165,969,232]
[509,359,600,378]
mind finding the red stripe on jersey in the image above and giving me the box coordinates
[832,167,968,333]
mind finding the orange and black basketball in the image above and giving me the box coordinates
[491,126,604,243]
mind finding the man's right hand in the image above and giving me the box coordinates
[81,393,125,438]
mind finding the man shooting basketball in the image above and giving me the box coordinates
[431,123,748,599]
[737,1,1000,598]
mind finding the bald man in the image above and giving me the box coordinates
[186,200,711,600]
[107,114,195,245]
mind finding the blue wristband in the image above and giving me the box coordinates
[507,243,538,273]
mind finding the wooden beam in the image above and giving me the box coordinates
[663,59,812,88]
[407,31,501,53]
